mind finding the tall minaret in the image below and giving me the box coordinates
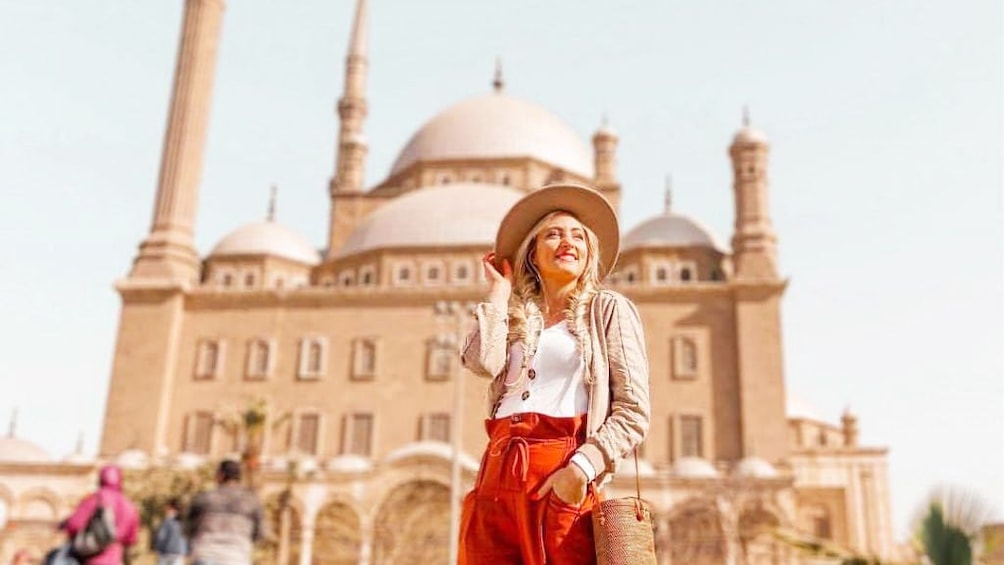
[331,0,369,195]
[592,115,619,186]
[327,0,369,256]
[130,0,226,282]
[728,108,778,280]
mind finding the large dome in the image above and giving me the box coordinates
[210,221,320,265]
[337,183,523,257]
[623,213,728,252]
[390,93,594,178]
[0,436,51,463]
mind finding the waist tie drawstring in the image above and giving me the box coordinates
[489,436,531,483]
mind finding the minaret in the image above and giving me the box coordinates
[331,0,369,195]
[664,174,673,214]
[130,0,227,282]
[592,115,619,186]
[728,108,778,280]
[327,0,369,257]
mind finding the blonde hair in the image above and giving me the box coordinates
[506,211,603,352]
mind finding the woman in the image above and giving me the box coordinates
[460,182,651,565]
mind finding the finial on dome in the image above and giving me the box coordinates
[742,105,751,127]
[267,185,277,222]
[74,431,85,455]
[7,408,16,438]
[493,57,504,92]
[664,174,673,214]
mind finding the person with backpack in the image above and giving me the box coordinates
[62,465,139,564]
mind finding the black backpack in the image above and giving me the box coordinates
[70,494,117,559]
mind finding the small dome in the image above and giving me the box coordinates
[172,452,206,470]
[211,221,320,265]
[735,457,778,478]
[732,126,768,145]
[672,457,719,479]
[325,454,374,474]
[787,392,826,423]
[390,92,594,178]
[337,183,522,258]
[383,441,480,472]
[0,436,51,463]
[619,458,657,477]
[115,449,149,469]
[623,213,728,252]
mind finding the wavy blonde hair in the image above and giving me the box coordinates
[506,211,603,355]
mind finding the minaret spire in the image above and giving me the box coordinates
[130,0,227,282]
[267,185,278,221]
[742,105,751,127]
[8,408,16,437]
[664,174,673,214]
[493,58,504,92]
[331,0,369,194]
[729,109,778,279]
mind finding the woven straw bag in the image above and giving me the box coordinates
[591,451,657,565]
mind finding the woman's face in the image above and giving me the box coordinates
[532,212,589,285]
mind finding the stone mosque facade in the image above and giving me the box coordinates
[0,0,898,563]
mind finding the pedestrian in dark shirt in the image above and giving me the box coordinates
[186,460,264,565]
[152,498,187,565]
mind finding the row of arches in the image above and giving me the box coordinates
[259,480,792,565]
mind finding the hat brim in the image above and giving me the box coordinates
[494,183,620,279]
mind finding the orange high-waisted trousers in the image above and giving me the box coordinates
[459,412,597,565]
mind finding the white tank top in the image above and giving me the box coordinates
[495,321,588,419]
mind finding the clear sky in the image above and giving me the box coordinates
[1,0,1000,540]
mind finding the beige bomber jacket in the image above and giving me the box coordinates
[461,289,651,485]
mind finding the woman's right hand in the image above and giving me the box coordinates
[482,251,513,308]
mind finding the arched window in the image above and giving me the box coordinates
[246,339,271,379]
[680,268,692,282]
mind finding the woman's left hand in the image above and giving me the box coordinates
[536,463,588,506]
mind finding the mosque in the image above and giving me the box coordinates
[0,0,897,563]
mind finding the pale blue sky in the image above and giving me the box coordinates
[1,0,1000,539]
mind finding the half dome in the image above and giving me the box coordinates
[735,456,778,479]
[672,457,719,479]
[390,93,594,178]
[337,183,523,258]
[0,436,51,464]
[210,221,320,265]
[623,213,728,252]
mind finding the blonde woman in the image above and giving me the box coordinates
[460,183,651,565]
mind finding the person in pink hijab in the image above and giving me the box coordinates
[63,465,140,564]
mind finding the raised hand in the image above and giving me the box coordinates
[482,252,513,308]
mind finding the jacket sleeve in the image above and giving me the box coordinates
[460,302,509,379]
[578,293,652,477]
[63,494,97,535]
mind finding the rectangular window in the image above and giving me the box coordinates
[185,412,215,455]
[422,413,451,443]
[296,413,321,456]
[343,413,374,457]
[351,338,378,380]
[297,337,327,380]
[194,340,225,380]
[814,516,832,540]
[245,339,273,380]
[680,415,703,458]
[426,340,454,381]
[672,336,699,380]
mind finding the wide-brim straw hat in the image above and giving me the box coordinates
[494,182,620,279]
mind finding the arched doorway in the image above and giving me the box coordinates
[312,500,362,565]
[739,506,782,565]
[668,504,726,565]
[262,493,302,565]
[372,480,450,565]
